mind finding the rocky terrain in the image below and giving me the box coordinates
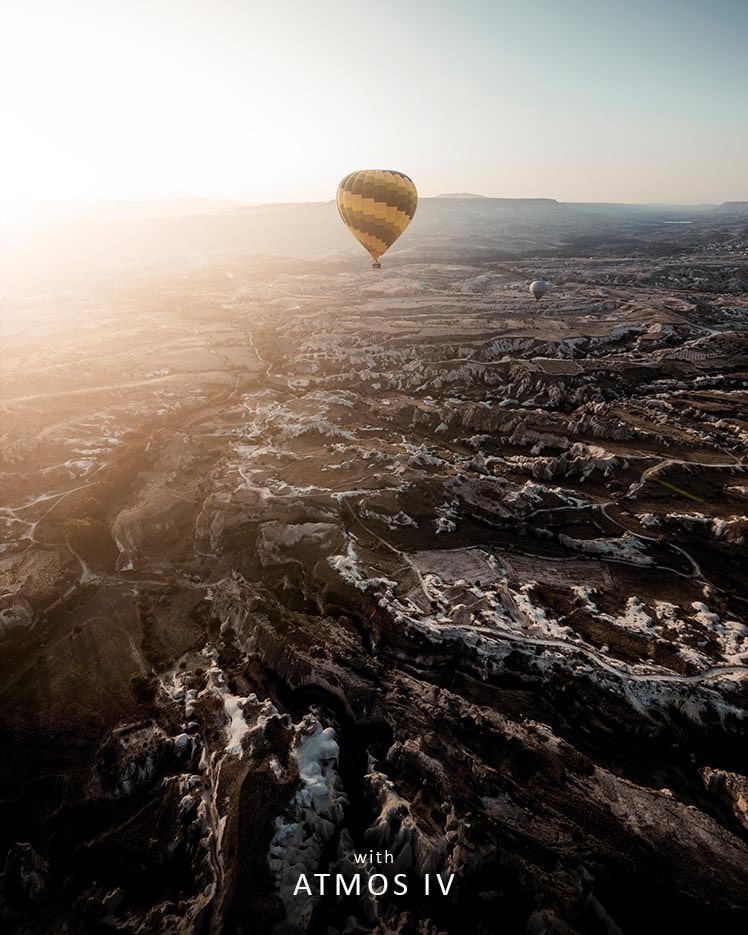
[1,202,747,934]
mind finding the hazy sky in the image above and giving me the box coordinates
[2,0,747,205]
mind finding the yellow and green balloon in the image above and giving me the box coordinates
[336,169,417,268]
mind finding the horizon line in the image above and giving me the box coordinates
[4,194,746,210]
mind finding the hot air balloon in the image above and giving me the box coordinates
[336,169,417,268]
[529,280,549,301]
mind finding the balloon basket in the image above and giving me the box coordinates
[372,261,382,269]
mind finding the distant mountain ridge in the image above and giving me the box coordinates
[7,194,747,288]
[714,201,748,216]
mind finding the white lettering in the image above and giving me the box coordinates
[437,874,455,895]
[368,873,388,896]
[314,873,331,896]
[293,874,312,896]
[351,850,394,865]
[336,875,361,896]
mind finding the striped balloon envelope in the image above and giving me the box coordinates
[336,169,418,268]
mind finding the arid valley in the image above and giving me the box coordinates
[1,197,748,934]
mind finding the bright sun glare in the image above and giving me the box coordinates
[2,0,746,220]
[1,3,348,220]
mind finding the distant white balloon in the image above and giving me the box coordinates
[529,280,549,301]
